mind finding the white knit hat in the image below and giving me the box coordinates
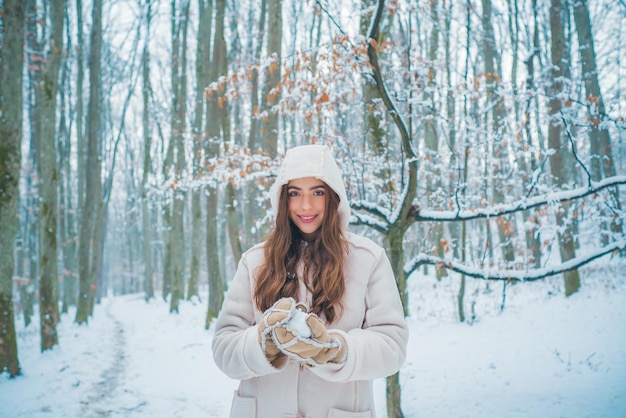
[270,144,350,231]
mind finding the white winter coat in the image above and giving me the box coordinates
[211,144,408,417]
[211,232,408,418]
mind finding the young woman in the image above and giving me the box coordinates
[212,144,408,418]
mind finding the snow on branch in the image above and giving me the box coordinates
[404,240,626,281]
[412,175,626,222]
[351,200,391,222]
[350,211,389,234]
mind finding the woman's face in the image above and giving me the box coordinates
[287,177,327,237]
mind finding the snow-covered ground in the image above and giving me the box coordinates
[2,261,625,418]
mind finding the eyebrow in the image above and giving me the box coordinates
[287,184,325,191]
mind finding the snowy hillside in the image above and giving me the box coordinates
[1,262,625,417]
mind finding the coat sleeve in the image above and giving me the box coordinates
[211,251,286,380]
[310,244,409,382]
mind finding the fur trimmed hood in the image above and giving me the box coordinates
[270,144,351,231]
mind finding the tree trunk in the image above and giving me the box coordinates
[481,0,516,264]
[76,0,103,324]
[572,0,623,239]
[244,0,266,249]
[386,230,407,418]
[24,187,38,326]
[89,199,106,311]
[37,0,66,351]
[205,187,225,328]
[506,0,541,268]
[188,0,212,301]
[361,0,385,155]
[549,0,580,296]
[75,0,86,222]
[58,20,78,313]
[248,0,265,151]
[261,0,282,157]
[423,1,446,279]
[365,2,415,415]
[205,0,229,327]
[141,1,155,300]
[188,191,202,300]
[0,0,26,377]
[162,0,182,302]
[519,1,543,268]
[168,0,191,313]
[225,182,243,264]
[444,1,462,265]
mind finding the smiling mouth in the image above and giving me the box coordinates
[298,215,317,223]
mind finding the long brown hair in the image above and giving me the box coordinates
[254,182,348,323]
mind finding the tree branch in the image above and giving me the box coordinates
[366,0,413,160]
[404,240,626,280]
[366,0,418,228]
[351,200,390,222]
[560,111,593,188]
[411,175,626,222]
[350,211,389,234]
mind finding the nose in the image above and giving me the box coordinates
[301,194,312,210]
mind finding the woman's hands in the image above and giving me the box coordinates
[258,297,347,366]
[274,312,347,365]
[258,298,294,367]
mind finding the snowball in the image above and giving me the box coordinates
[287,309,312,338]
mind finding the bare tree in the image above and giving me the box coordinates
[141,0,155,301]
[572,0,623,240]
[59,7,79,313]
[260,0,282,157]
[548,0,580,296]
[188,0,212,301]
[76,0,103,324]
[36,0,66,350]
[0,0,26,377]
[481,0,517,264]
[205,0,229,327]
[166,0,190,313]
[362,2,415,415]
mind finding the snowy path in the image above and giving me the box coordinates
[82,295,238,417]
[79,300,130,416]
[0,295,239,417]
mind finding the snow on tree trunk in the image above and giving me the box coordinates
[261,0,282,158]
[572,0,623,240]
[549,0,581,296]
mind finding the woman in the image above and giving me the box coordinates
[212,144,408,418]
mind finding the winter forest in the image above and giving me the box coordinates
[1,0,625,416]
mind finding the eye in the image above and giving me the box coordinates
[313,189,325,196]
[288,190,300,197]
